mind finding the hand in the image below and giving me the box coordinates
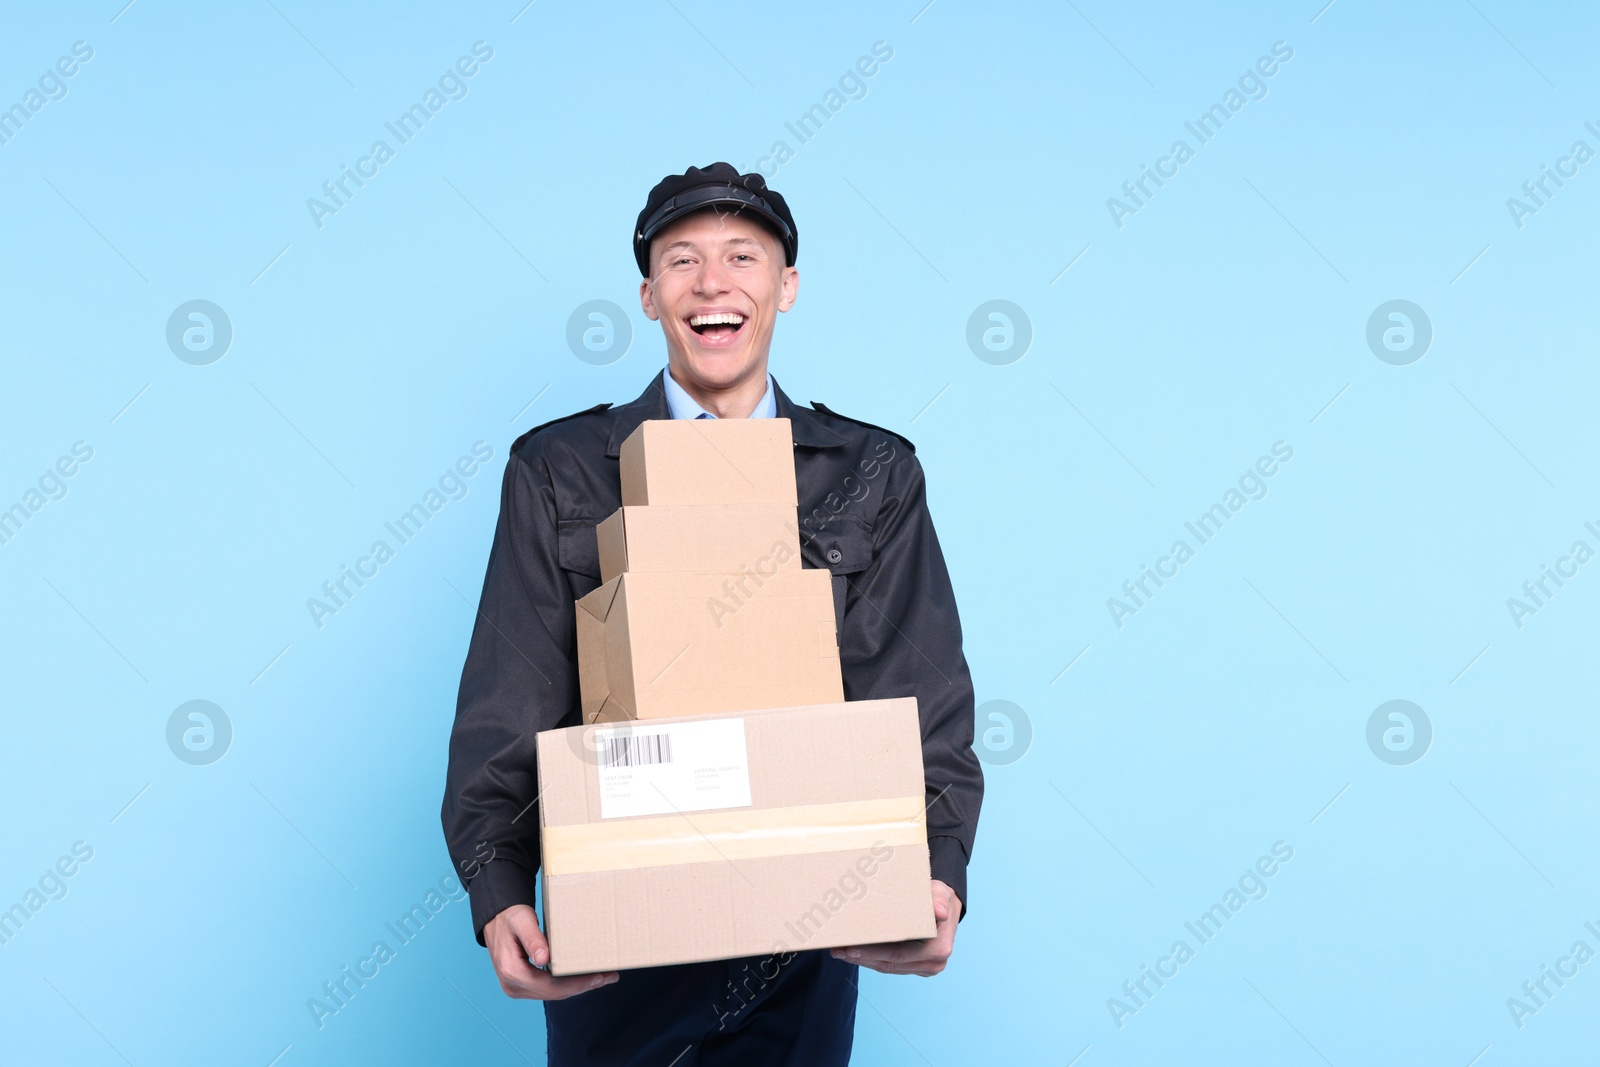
[483,904,619,1000]
[830,879,961,977]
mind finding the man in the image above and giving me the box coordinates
[442,163,982,1065]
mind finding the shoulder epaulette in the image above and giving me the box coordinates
[808,401,916,454]
[511,403,612,453]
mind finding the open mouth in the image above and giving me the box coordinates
[687,311,747,345]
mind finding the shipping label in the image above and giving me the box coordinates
[593,718,752,819]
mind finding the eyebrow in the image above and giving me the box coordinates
[658,236,766,256]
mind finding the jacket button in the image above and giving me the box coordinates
[826,548,843,564]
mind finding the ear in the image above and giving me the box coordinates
[777,266,799,313]
[639,278,660,322]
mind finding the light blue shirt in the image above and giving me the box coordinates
[662,368,776,420]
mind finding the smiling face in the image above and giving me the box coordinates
[639,208,799,404]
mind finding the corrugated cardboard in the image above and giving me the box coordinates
[536,697,935,975]
[620,418,798,506]
[575,568,843,723]
[595,504,801,584]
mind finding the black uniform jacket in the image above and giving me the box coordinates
[441,374,983,944]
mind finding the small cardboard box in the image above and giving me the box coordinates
[620,418,798,506]
[536,697,936,975]
[595,504,801,585]
[575,568,843,723]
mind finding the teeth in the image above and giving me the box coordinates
[689,313,744,327]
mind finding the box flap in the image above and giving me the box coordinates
[589,695,633,725]
[605,579,637,716]
[576,575,622,621]
[575,577,624,721]
[596,508,629,584]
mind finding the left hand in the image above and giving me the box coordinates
[830,879,961,976]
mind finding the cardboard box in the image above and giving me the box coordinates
[620,418,798,506]
[536,697,935,974]
[595,504,801,584]
[576,568,843,723]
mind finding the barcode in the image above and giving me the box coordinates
[603,732,673,769]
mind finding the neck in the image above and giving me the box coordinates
[667,362,769,419]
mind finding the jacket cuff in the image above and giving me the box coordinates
[467,859,541,946]
[927,835,970,921]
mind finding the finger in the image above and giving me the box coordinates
[832,940,928,964]
[837,935,954,968]
[854,958,941,978]
[494,943,619,997]
[523,971,621,1001]
[490,912,625,999]
[497,955,620,1000]
[495,909,547,967]
[492,925,545,978]
[929,879,960,922]
[491,941,546,991]
[843,949,944,971]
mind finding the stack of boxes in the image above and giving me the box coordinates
[536,418,935,974]
[577,418,840,723]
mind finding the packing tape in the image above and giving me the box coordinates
[542,796,927,876]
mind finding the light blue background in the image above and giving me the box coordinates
[3,1,1596,1063]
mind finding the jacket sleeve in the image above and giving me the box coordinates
[839,448,983,918]
[441,445,578,945]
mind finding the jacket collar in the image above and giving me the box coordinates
[606,371,846,456]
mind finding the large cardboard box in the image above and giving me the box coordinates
[536,698,935,974]
[575,568,843,723]
[595,504,801,585]
[620,418,797,506]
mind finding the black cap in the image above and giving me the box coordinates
[634,162,797,277]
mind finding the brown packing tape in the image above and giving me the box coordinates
[542,796,927,876]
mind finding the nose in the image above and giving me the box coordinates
[694,257,731,296]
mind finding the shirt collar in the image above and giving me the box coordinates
[661,367,776,420]
[605,374,847,456]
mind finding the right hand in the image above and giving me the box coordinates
[483,904,619,1000]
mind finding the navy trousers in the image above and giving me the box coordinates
[544,949,859,1066]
